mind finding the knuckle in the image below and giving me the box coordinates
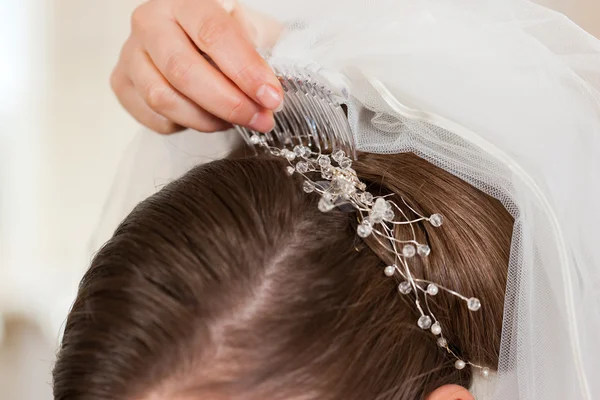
[144,83,177,111]
[154,120,180,134]
[225,96,247,122]
[196,16,227,49]
[164,52,193,85]
[130,5,149,32]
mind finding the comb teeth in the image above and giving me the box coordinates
[235,65,356,159]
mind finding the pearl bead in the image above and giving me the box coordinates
[437,338,448,347]
[426,284,439,296]
[481,367,491,378]
[357,223,373,238]
[286,166,295,175]
[250,135,261,144]
[455,360,466,370]
[430,322,442,335]
[384,266,396,276]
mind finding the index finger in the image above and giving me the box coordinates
[173,0,283,111]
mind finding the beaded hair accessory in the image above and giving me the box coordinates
[248,133,490,377]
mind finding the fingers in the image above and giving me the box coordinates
[128,48,231,133]
[172,0,284,110]
[132,5,275,132]
[110,63,182,134]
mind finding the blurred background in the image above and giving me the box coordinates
[0,0,597,399]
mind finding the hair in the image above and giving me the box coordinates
[53,152,513,400]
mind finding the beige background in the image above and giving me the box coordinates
[0,1,597,399]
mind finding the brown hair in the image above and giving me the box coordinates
[53,152,512,400]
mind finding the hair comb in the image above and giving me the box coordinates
[235,64,356,159]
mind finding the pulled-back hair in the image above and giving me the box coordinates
[53,152,512,400]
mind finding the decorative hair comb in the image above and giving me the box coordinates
[235,66,490,377]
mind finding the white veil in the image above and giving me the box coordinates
[92,1,600,399]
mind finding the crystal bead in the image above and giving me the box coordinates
[303,181,315,193]
[417,244,431,257]
[431,322,442,335]
[284,151,296,161]
[370,211,384,224]
[357,223,373,238]
[481,367,490,378]
[296,161,309,173]
[426,284,439,296]
[383,208,395,221]
[321,167,333,179]
[270,148,281,156]
[437,337,448,347]
[402,244,416,258]
[357,182,367,191]
[293,145,304,157]
[339,157,352,169]
[373,197,387,212]
[398,281,412,295]
[467,297,481,311]
[318,155,331,167]
[303,147,313,157]
[360,192,374,204]
[384,266,395,276]
[429,213,443,227]
[318,197,335,213]
[417,315,432,330]
[455,360,466,370]
[250,135,261,144]
[332,149,345,162]
[286,166,295,175]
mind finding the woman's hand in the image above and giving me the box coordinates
[110,0,283,134]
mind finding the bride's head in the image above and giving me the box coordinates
[53,152,512,400]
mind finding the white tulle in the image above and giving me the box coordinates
[93,1,600,399]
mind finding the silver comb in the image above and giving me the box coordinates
[235,65,357,159]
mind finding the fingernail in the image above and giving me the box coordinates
[256,84,283,110]
[248,111,275,133]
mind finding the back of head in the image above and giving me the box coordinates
[53,152,512,400]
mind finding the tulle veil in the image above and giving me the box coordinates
[92,1,600,399]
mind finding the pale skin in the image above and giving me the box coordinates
[111,0,284,134]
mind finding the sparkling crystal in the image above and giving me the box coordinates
[318,197,335,213]
[332,149,345,162]
[360,192,374,204]
[293,145,304,157]
[318,155,331,168]
[373,197,388,212]
[455,360,466,370]
[357,223,373,238]
[384,266,395,276]
[321,167,333,179]
[467,297,481,311]
[383,208,395,221]
[339,157,352,169]
[431,322,442,335]
[398,281,412,295]
[284,150,296,161]
[417,244,431,257]
[296,161,309,173]
[370,211,384,224]
[426,284,439,296]
[303,181,315,193]
[481,367,491,378]
[417,315,432,330]
[437,337,448,347]
[303,147,313,157]
[286,166,295,175]
[429,213,443,227]
[250,135,261,144]
[402,244,416,258]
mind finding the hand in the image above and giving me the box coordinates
[110,0,283,134]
